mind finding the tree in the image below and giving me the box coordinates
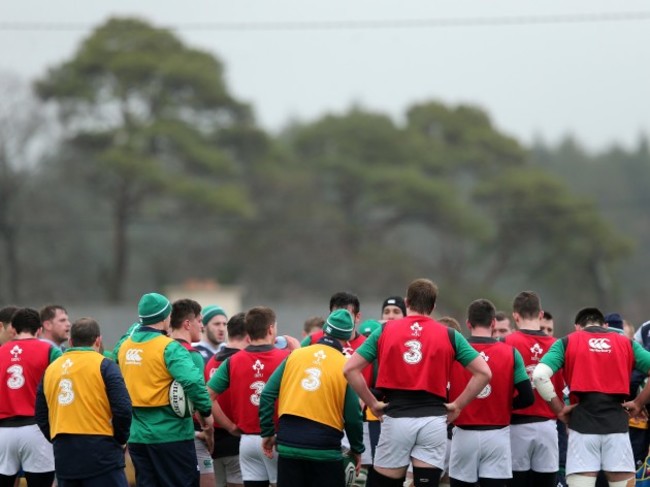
[278,101,630,316]
[474,167,632,308]
[280,104,511,299]
[531,136,648,318]
[35,17,254,301]
[0,73,45,302]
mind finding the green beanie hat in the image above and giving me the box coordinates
[323,309,354,340]
[202,305,227,326]
[359,319,382,337]
[138,292,172,325]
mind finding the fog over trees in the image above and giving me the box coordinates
[1,17,648,333]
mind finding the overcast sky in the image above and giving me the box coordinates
[1,1,648,152]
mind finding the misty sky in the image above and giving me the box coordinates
[1,0,648,151]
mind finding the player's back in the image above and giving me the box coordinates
[0,338,52,419]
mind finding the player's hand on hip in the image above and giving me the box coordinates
[262,436,276,459]
[622,400,645,419]
[444,402,462,424]
[557,403,577,424]
[369,400,388,421]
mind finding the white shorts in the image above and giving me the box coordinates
[443,438,451,475]
[194,437,214,474]
[566,429,635,475]
[0,424,55,475]
[213,455,243,486]
[374,416,447,469]
[341,430,350,451]
[239,434,278,483]
[510,420,559,473]
[361,422,372,465]
[449,427,512,482]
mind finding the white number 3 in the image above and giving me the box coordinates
[301,367,322,391]
[403,340,423,364]
[6,365,25,389]
[58,379,75,405]
[249,381,266,406]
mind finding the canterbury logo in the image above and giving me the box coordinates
[588,338,611,353]
[125,349,143,363]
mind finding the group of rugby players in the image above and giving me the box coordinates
[2,278,650,487]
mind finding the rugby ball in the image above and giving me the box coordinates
[169,380,195,418]
[343,453,357,487]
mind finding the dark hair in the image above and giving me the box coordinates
[574,307,605,328]
[245,307,276,340]
[12,308,42,335]
[71,318,101,347]
[542,310,553,320]
[512,291,541,319]
[438,316,461,332]
[227,312,247,340]
[329,292,360,314]
[406,278,438,315]
[303,316,325,334]
[0,306,19,326]
[467,299,496,328]
[40,304,67,323]
[495,311,509,322]
[170,299,202,330]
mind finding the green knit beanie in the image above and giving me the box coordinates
[138,292,172,325]
[202,305,227,326]
[323,309,354,340]
[359,319,382,337]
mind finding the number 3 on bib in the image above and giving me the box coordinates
[6,364,25,389]
[301,367,322,391]
[249,381,265,406]
[403,340,423,364]
[58,378,75,405]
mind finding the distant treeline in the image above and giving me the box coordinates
[1,17,648,329]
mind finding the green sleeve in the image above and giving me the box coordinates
[189,350,204,371]
[453,331,479,366]
[113,323,140,364]
[207,358,231,394]
[356,327,381,362]
[49,346,63,362]
[164,341,212,416]
[539,339,566,372]
[300,335,312,347]
[343,386,364,455]
[259,360,286,438]
[513,349,529,383]
[632,341,650,374]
